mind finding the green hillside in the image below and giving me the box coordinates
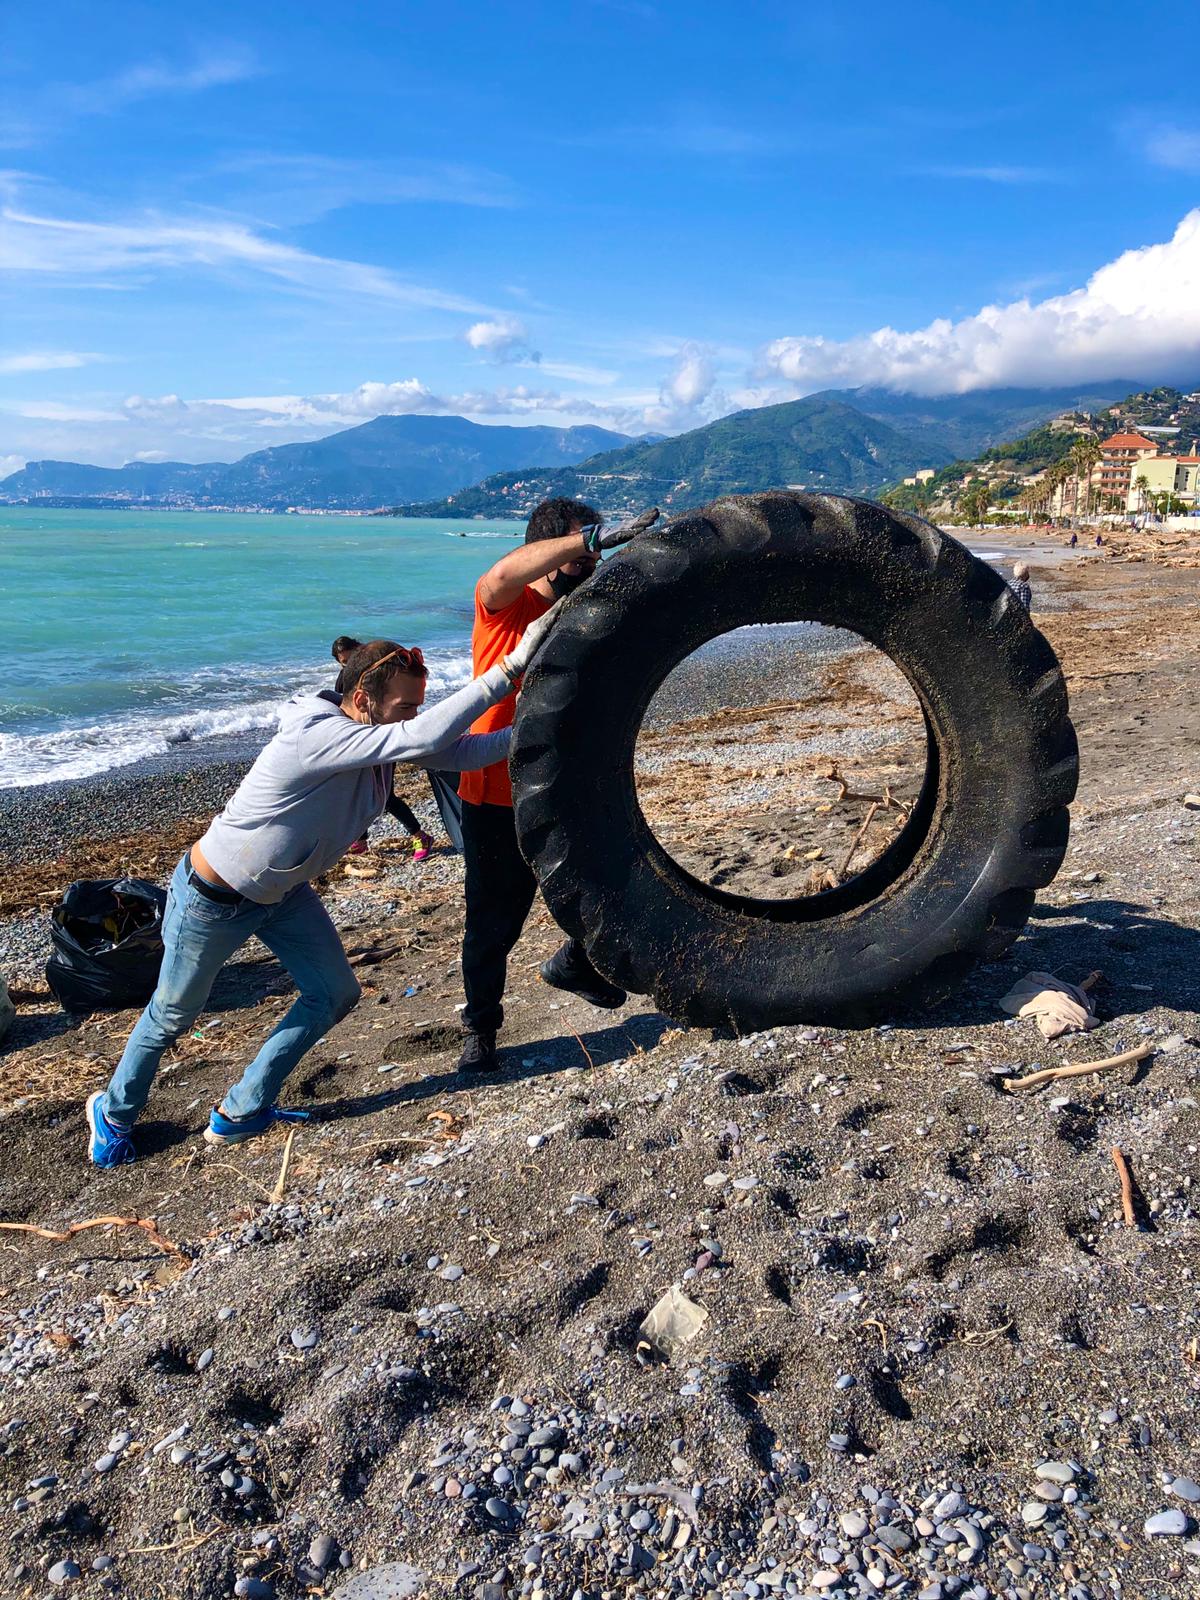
[398,396,950,518]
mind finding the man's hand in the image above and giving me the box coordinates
[580,506,660,554]
[500,598,564,683]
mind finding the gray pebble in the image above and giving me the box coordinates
[1145,1509,1189,1536]
[48,1560,81,1586]
[195,1347,214,1371]
[875,1524,912,1552]
[1171,1477,1200,1503]
[440,1264,463,1282]
[290,1327,319,1350]
[1021,1502,1049,1528]
[93,1453,119,1474]
[309,1534,336,1568]
[933,1491,964,1520]
[484,1496,511,1521]
[835,1374,856,1391]
[840,1512,868,1538]
[1035,1460,1076,1485]
[233,1580,275,1600]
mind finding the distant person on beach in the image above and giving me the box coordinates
[332,635,436,859]
[454,496,658,1075]
[1068,532,1078,548]
[85,624,559,1167]
[1010,562,1032,610]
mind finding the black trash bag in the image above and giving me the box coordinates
[46,877,168,1014]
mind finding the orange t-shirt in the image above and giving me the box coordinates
[458,578,550,808]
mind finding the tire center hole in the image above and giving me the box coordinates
[633,622,930,902]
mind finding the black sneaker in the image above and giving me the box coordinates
[457,1030,500,1074]
[539,943,627,1009]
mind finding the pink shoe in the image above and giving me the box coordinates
[412,832,434,862]
[348,837,369,856]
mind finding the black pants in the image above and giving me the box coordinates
[460,800,587,1035]
[385,793,422,835]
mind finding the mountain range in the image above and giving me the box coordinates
[0,382,1140,515]
[0,416,633,510]
[399,383,1136,519]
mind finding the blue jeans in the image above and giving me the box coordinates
[104,856,360,1125]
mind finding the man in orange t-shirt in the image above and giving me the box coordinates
[456,497,654,1074]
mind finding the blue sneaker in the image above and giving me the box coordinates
[204,1104,311,1146]
[86,1091,136,1168]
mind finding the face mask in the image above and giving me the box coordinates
[549,569,587,599]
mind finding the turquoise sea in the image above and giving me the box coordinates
[0,508,520,788]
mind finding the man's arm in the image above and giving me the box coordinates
[477,532,587,612]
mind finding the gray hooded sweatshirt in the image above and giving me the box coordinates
[197,665,512,903]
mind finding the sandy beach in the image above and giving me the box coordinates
[1,531,1199,1600]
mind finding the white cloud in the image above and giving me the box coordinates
[0,349,104,374]
[759,209,1200,396]
[917,164,1063,184]
[664,342,716,408]
[0,453,25,477]
[3,47,258,149]
[1146,127,1200,174]
[464,315,539,364]
[0,379,647,468]
[78,49,259,111]
[213,153,517,221]
[0,192,490,313]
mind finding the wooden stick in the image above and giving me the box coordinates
[269,1123,298,1205]
[0,1214,187,1260]
[1003,1040,1153,1093]
[838,801,879,878]
[1111,1145,1136,1227]
[570,1030,595,1070]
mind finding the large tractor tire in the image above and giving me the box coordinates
[511,492,1077,1030]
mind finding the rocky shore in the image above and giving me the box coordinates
[1,535,1199,1600]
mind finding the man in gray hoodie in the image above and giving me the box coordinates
[86,618,556,1168]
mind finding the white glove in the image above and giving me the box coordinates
[500,598,564,683]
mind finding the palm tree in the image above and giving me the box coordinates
[1043,461,1070,523]
[1069,436,1102,523]
[1133,472,1150,522]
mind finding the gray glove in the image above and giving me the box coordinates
[500,598,564,683]
[579,506,659,554]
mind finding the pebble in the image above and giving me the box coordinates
[840,1511,868,1537]
[1035,1461,1076,1484]
[875,1524,912,1552]
[309,1534,336,1568]
[1171,1477,1200,1503]
[1021,1502,1049,1528]
[1145,1509,1189,1536]
[933,1492,964,1520]
[93,1452,119,1474]
[290,1327,319,1350]
[835,1374,856,1390]
[48,1560,81,1585]
[196,1347,214,1371]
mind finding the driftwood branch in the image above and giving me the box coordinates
[1111,1146,1136,1227]
[269,1124,298,1205]
[1003,1040,1153,1093]
[0,1214,187,1260]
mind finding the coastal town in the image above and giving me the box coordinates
[894,387,1200,527]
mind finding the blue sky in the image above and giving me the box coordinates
[2,0,1199,469]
